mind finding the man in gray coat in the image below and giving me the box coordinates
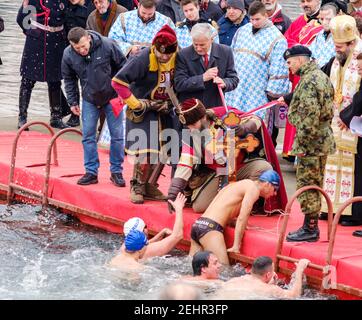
[174,23,239,108]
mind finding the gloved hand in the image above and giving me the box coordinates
[137,99,152,111]
[234,120,258,137]
[149,100,169,114]
[167,178,188,213]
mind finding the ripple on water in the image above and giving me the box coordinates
[0,204,337,300]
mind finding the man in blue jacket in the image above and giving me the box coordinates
[62,27,127,187]
[217,0,249,46]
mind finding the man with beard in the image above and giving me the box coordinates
[348,0,362,14]
[283,45,336,242]
[309,3,337,68]
[319,15,362,226]
[339,53,362,236]
[176,0,219,49]
[108,0,175,56]
[86,0,127,36]
[224,1,290,144]
[261,0,291,35]
[112,25,180,204]
[167,98,287,214]
[217,0,250,46]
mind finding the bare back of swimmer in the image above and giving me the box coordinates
[189,170,281,265]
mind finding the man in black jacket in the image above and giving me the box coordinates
[0,16,4,65]
[62,27,127,187]
[174,23,239,107]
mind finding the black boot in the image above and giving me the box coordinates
[18,77,35,130]
[286,215,320,242]
[66,114,80,127]
[48,82,70,129]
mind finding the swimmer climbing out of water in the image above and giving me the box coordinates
[123,217,172,244]
[189,170,281,265]
[213,256,311,299]
[109,192,186,268]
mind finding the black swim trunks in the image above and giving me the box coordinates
[191,217,224,245]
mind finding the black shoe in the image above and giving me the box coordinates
[50,119,70,129]
[286,216,320,242]
[319,212,328,220]
[18,118,29,131]
[341,220,362,227]
[77,173,98,185]
[110,173,126,187]
[66,114,80,127]
[352,230,362,237]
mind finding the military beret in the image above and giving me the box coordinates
[283,45,312,60]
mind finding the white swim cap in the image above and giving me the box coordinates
[123,217,146,236]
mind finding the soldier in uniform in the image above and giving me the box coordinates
[283,45,336,242]
[112,25,180,204]
[167,98,287,214]
[16,0,71,129]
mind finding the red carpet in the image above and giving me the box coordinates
[0,131,361,298]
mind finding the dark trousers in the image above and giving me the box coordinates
[18,76,70,121]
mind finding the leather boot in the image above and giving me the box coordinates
[144,164,167,201]
[286,215,320,242]
[18,77,34,130]
[48,84,70,129]
[130,163,145,204]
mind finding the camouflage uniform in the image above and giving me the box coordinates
[288,61,336,218]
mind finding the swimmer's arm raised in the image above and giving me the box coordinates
[269,259,310,299]
[227,191,259,253]
[141,193,186,259]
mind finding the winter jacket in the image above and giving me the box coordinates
[62,31,126,107]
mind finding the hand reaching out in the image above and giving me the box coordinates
[167,192,186,213]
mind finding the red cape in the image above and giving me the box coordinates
[211,106,288,214]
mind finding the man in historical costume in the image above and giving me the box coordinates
[348,0,362,14]
[87,0,127,36]
[174,23,239,107]
[176,0,219,49]
[167,98,287,214]
[283,45,336,242]
[282,0,323,159]
[339,53,362,236]
[319,15,362,226]
[261,0,291,35]
[224,1,290,147]
[309,3,337,68]
[108,0,175,56]
[112,25,180,204]
[16,0,71,130]
[217,0,249,46]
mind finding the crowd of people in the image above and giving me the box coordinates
[1,0,362,299]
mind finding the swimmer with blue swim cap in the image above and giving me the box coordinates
[189,169,283,265]
[258,169,280,191]
[124,230,148,252]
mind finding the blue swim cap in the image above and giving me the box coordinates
[124,230,148,252]
[259,170,280,190]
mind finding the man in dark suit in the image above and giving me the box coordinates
[174,23,239,107]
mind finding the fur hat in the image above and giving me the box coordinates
[178,98,206,126]
[152,25,178,54]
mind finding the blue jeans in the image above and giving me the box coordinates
[81,100,124,176]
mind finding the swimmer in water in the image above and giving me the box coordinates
[213,256,310,299]
[109,193,186,268]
